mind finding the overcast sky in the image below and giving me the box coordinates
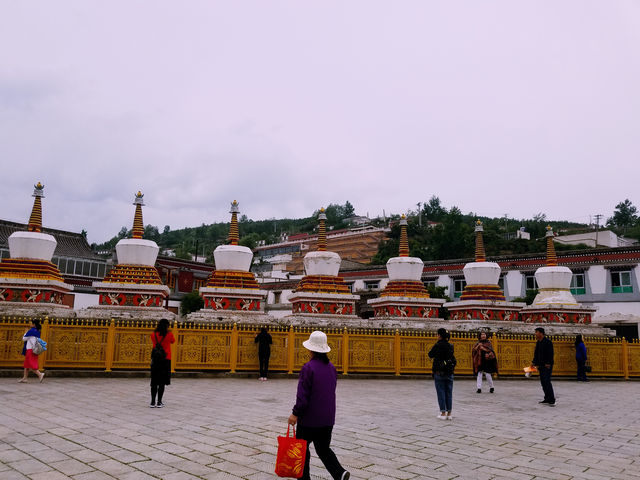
[1,1,639,244]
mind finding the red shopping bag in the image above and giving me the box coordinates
[275,425,307,478]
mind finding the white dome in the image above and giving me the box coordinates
[214,244,253,271]
[532,265,578,306]
[463,261,501,286]
[9,231,57,261]
[116,238,159,266]
[304,251,341,276]
[387,256,424,281]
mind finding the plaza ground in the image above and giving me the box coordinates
[0,375,639,479]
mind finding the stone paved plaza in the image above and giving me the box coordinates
[1,375,639,480]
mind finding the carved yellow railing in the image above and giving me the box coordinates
[1,316,638,378]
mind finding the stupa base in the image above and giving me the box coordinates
[368,296,445,320]
[93,282,169,308]
[0,277,73,312]
[78,305,176,321]
[520,304,597,325]
[444,300,526,322]
[280,313,364,328]
[186,310,274,325]
[289,292,360,317]
[199,287,267,314]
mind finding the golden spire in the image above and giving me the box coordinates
[228,200,240,245]
[132,191,145,239]
[475,219,486,262]
[27,182,45,233]
[317,208,327,251]
[545,225,558,266]
[398,214,409,257]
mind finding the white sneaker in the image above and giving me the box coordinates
[446,415,453,420]
[437,413,447,420]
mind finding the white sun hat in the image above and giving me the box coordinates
[302,330,331,353]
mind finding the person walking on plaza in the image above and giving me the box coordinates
[532,327,555,406]
[575,334,589,382]
[149,318,175,408]
[19,319,45,383]
[428,327,456,420]
[472,331,497,393]
[288,331,350,480]
[254,326,272,381]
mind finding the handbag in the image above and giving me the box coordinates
[275,425,307,478]
[585,364,592,373]
[31,338,47,355]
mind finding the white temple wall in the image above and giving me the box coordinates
[73,292,99,309]
[505,271,523,299]
[588,265,607,294]
[436,275,451,295]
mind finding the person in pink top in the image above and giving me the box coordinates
[149,318,175,408]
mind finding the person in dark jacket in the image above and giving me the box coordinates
[254,327,272,381]
[428,328,456,420]
[575,334,588,382]
[472,331,498,393]
[532,327,555,405]
[288,331,350,480]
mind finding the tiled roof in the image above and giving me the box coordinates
[0,219,101,260]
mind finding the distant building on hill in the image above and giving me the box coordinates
[554,230,637,248]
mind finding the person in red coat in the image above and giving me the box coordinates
[150,318,175,408]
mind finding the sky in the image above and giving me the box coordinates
[1,1,639,244]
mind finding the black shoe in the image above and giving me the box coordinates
[546,401,556,407]
[476,389,481,393]
[341,471,350,480]
[539,400,549,404]
[149,403,156,408]
[156,402,165,408]
[489,387,494,393]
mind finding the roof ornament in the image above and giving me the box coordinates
[132,191,145,239]
[398,214,409,257]
[545,225,558,267]
[27,181,45,233]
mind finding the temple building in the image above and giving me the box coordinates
[0,182,74,315]
[286,208,360,326]
[520,226,598,326]
[187,200,268,323]
[81,192,172,320]
[367,215,445,328]
[442,220,525,326]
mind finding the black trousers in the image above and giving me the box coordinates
[259,353,270,378]
[539,366,555,402]
[576,360,588,381]
[296,425,346,480]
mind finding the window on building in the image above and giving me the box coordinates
[344,282,354,293]
[82,261,91,276]
[98,264,106,278]
[67,260,75,276]
[90,262,99,278]
[498,276,504,290]
[453,279,466,298]
[611,271,633,293]
[273,291,282,303]
[525,275,537,292]
[570,273,586,295]
[423,280,436,289]
[364,280,380,290]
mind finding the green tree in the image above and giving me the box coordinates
[422,196,447,222]
[608,199,638,234]
[180,291,204,315]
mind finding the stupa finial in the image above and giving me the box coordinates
[27,182,45,233]
[474,219,486,262]
[228,200,240,246]
[398,214,409,257]
[132,191,145,239]
[317,208,327,252]
[545,225,558,267]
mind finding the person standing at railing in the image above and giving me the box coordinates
[575,334,589,382]
[288,331,351,480]
[532,327,555,406]
[149,318,175,408]
[472,331,497,394]
[428,328,457,420]
[254,326,272,381]
[19,319,45,383]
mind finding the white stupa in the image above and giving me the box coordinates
[0,182,74,314]
[188,200,268,323]
[84,192,172,320]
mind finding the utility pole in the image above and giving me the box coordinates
[594,214,603,248]
[416,202,422,227]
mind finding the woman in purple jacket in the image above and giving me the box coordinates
[288,331,350,480]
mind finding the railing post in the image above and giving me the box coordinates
[40,316,50,371]
[104,318,116,372]
[171,320,179,373]
[622,338,629,380]
[342,327,349,375]
[287,325,295,374]
[229,323,238,373]
[394,329,401,376]
[493,333,499,377]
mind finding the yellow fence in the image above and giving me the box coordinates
[1,317,639,378]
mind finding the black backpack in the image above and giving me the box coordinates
[151,333,166,367]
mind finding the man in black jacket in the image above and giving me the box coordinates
[532,327,555,405]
